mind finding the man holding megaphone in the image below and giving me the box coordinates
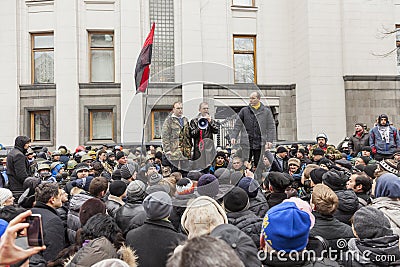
[189,102,219,171]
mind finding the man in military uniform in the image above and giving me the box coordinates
[162,102,192,171]
[309,133,342,161]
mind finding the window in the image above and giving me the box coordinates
[30,111,50,141]
[232,0,254,6]
[89,110,114,140]
[151,110,171,139]
[396,25,400,73]
[233,36,256,83]
[31,33,54,83]
[149,0,175,82]
[89,32,114,82]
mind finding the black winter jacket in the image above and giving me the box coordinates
[310,212,354,252]
[248,192,269,218]
[114,196,146,236]
[348,131,370,157]
[126,219,186,267]
[232,103,276,150]
[342,235,400,267]
[6,136,31,192]
[31,202,66,262]
[105,195,124,218]
[227,209,263,248]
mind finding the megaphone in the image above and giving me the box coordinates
[198,117,209,130]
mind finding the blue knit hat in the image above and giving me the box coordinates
[262,202,310,252]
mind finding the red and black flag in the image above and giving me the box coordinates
[135,23,155,94]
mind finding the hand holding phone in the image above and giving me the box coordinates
[0,210,45,265]
[26,214,44,247]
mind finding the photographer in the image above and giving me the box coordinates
[189,102,219,171]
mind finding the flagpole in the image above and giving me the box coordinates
[140,86,149,166]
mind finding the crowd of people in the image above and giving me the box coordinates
[1,94,400,266]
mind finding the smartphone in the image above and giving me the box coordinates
[26,214,44,247]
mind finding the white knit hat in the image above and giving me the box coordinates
[0,188,13,207]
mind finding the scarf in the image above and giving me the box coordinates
[378,126,390,144]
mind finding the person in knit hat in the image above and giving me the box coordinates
[115,151,127,169]
[105,180,127,217]
[197,174,220,198]
[169,178,197,232]
[126,191,186,267]
[372,173,400,238]
[270,146,288,173]
[311,147,325,165]
[237,177,268,218]
[147,172,163,186]
[181,195,228,239]
[0,188,14,207]
[223,187,262,247]
[369,114,400,161]
[115,180,147,235]
[287,157,301,179]
[283,197,315,229]
[344,206,400,266]
[120,163,137,185]
[209,151,228,174]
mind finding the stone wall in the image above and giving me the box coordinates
[344,76,400,136]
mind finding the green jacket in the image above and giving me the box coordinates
[162,114,192,160]
[309,144,342,160]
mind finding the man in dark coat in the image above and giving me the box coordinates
[31,182,66,262]
[348,123,370,158]
[190,102,219,171]
[126,191,186,267]
[231,91,276,168]
[6,136,31,194]
[223,187,263,247]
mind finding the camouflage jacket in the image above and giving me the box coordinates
[162,114,192,160]
[309,144,342,160]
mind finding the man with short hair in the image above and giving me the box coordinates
[348,123,370,158]
[190,102,219,170]
[31,182,66,261]
[309,133,342,161]
[346,173,372,206]
[162,102,192,171]
[231,91,276,168]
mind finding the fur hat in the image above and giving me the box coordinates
[79,198,106,226]
[143,191,172,220]
[223,187,249,212]
[288,158,301,168]
[181,196,228,239]
[109,180,127,197]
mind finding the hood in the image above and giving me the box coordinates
[181,195,228,238]
[210,224,261,267]
[69,193,93,212]
[348,235,400,266]
[14,136,31,153]
[335,189,359,212]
